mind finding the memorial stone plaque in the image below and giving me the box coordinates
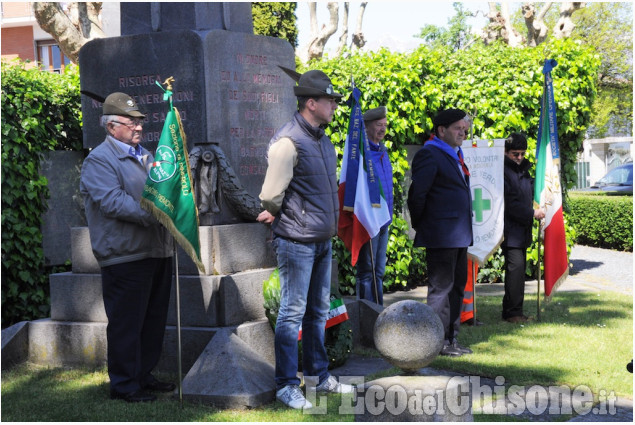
[79,4,296,224]
[120,2,253,36]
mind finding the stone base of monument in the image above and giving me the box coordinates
[1,223,281,408]
[181,329,275,408]
[355,376,473,422]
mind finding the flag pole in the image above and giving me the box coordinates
[174,241,183,406]
[471,261,477,322]
[536,223,542,322]
[369,241,379,304]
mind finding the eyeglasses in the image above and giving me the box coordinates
[509,151,526,158]
[112,119,144,129]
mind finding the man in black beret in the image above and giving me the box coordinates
[355,106,393,305]
[502,133,545,323]
[80,92,175,402]
[408,108,474,357]
[257,70,353,409]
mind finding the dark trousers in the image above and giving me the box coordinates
[101,257,173,393]
[426,247,468,344]
[502,247,526,319]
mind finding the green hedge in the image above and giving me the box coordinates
[567,192,633,251]
[305,39,600,294]
[0,37,601,323]
[1,61,82,326]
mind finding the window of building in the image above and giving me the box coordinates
[36,40,71,73]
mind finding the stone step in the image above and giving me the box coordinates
[71,223,276,276]
[25,318,273,375]
[50,268,275,327]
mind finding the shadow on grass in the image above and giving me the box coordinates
[427,290,633,392]
[1,365,354,422]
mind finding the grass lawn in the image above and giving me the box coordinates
[1,289,632,421]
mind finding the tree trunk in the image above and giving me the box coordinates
[482,2,523,47]
[352,2,367,49]
[522,2,552,47]
[298,2,339,63]
[553,2,586,39]
[33,2,104,64]
[335,3,349,57]
[501,2,525,47]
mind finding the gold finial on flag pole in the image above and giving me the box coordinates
[163,76,175,91]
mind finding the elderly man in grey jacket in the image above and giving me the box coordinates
[80,92,174,403]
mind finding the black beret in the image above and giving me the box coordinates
[102,92,146,118]
[363,106,387,122]
[505,133,528,151]
[433,108,467,129]
[293,70,343,98]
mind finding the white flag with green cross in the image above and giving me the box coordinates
[462,139,505,265]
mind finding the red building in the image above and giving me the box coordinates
[2,2,71,71]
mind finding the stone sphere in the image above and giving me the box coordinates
[373,300,444,371]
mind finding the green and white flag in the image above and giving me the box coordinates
[141,82,204,273]
[463,139,505,265]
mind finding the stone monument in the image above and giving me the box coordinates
[373,300,444,372]
[80,2,295,225]
[2,2,296,409]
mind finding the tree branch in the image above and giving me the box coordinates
[33,2,84,63]
[335,2,349,57]
[553,2,586,39]
[352,2,367,49]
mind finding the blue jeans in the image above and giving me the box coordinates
[273,236,332,389]
[356,226,388,306]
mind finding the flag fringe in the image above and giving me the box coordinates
[173,107,199,220]
[468,238,504,267]
[543,268,568,303]
[141,197,206,274]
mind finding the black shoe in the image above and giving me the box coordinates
[452,341,473,354]
[144,380,176,392]
[464,318,485,326]
[110,389,157,403]
[439,344,463,357]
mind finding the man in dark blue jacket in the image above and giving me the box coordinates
[502,133,545,323]
[408,109,473,357]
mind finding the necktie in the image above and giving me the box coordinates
[458,151,470,177]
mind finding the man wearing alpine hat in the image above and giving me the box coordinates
[257,70,354,409]
[80,92,175,402]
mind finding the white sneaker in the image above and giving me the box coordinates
[276,384,313,409]
[315,375,355,394]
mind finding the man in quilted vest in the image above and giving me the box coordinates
[257,70,354,409]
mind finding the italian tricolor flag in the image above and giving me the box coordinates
[534,59,569,299]
[298,298,349,340]
[337,85,391,266]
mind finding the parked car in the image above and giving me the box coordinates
[582,163,633,194]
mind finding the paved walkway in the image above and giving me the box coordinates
[331,245,633,421]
